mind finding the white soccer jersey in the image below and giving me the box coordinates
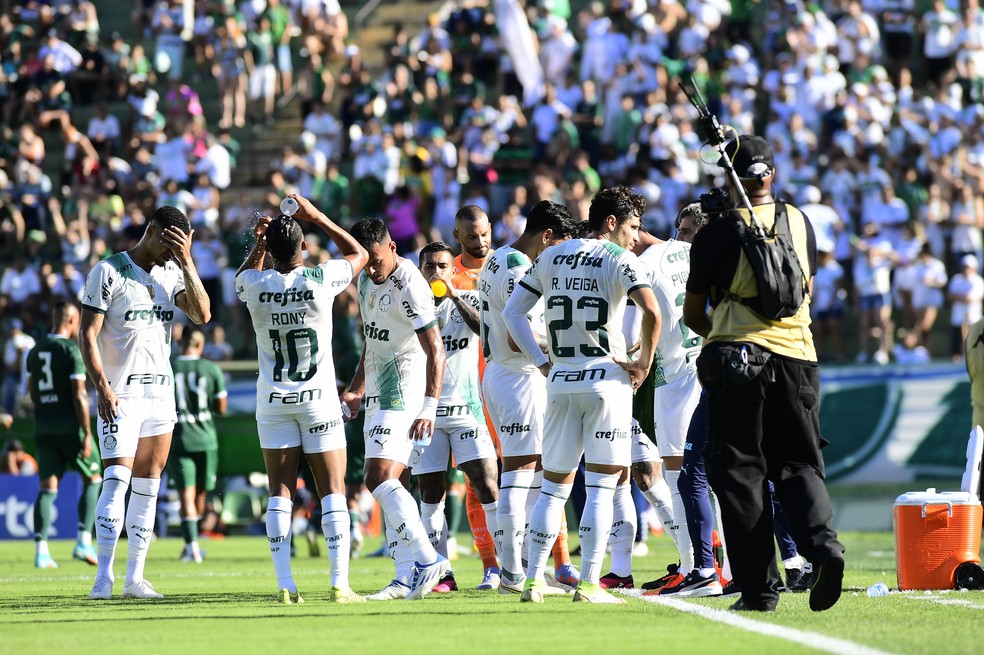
[236,259,352,416]
[638,240,701,385]
[82,252,185,399]
[435,290,482,427]
[521,238,650,392]
[479,245,544,374]
[358,259,437,413]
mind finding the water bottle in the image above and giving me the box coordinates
[417,427,432,448]
[340,402,352,420]
[866,582,889,597]
[280,196,299,217]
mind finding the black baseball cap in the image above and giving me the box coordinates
[723,135,775,179]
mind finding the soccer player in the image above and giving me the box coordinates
[169,326,228,563]
[236,195,368,604]
[412,241,500,592]
[342,218,450,601]
[27,301,102,569]
[479,200,579,594]
[81,205,211,600]
[505,186,661,604]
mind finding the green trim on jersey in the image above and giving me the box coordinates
[518,279,541,296]
[81,304,105,315]
[302,267,324,284]
[506,252,528,269]
[602,241,627,258]
[627,283,652,297]
[414,319,438,334]
[106,252,142,282]
[376,357,405,410]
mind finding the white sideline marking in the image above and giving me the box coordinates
[639,594,899,655]
[908,595,984,611]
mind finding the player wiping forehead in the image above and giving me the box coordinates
[409,242,499,593]
[504,186,661,604]
[236,194,368,604]
[342,218,450,601]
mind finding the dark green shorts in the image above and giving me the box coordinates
[344,413,365,486]
[632,367,658,444]
[167,449,218,492]
[36,436,102,480]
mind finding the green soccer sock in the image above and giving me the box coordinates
[78,480,100,535]
[446,491,465,542]
[182,517,200,545]
[34,489,58,541]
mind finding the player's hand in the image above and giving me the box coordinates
[97,384,120,423]
[537,361,552,378]
[254,215,272,243]
[81,433,93,460]
[615,358,650,391]
[0,413,12,430]
[409,418,434,442]
[339,390,362,422]
[161,225,194,266]
[288,194,321,222]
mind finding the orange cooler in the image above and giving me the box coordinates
[894,489,982,590]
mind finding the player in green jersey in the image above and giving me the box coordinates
[26,301,102,569]
[169,327,227,563]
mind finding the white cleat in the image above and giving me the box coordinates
[544,572,574,594]
[328,586,366,603]
[121,580,164,600]
[406,557,451,601]
[520,586,545,604]
[476,567,501,590]
[497,579,526,595]
[277,588,304,604]
[366,579,410,601]
[573,585,626,604]
[89,576,114,600]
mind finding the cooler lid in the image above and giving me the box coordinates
[895,488,979,505]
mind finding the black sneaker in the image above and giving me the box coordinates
[660,570,723,597]
[599,572,635,589]
[786,564,814,592]
[721,580,742,598]
[809,555,844,612]
[641,563,681,591]
[730,598,776,612]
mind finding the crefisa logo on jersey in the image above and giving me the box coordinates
[499,422,530,435]
[442,335,469,352]
[258,288,315,306]
[363,321,391,341]
[124,305,174,324]
[553,252,603,269]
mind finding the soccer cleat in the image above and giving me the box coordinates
[632,540,650,557]
[659,570,723,597]
[366,579,410,601]
[73,542,98,566]
[786,563,813,592]
[809,554,844,612]
[641,563,680,591]
[520,584,546,604]
[554,563,580,588]
[89,576,114,600]
[351,530,364,560]
[497,578,526,595]
[721,580,741,598]
[122,580,164,600]
[476,567,500,590]
[432,572,458,593]
[35,553,59,569]
[599,572,635,589]
[730,598,776,612]
[540,573,571,595]
[179,546,204,563]
[573,583,626,604]
[328,586,366,603]
[406,556,452,600]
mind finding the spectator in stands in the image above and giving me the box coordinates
[1,439,38,475]
[949,255,984,361]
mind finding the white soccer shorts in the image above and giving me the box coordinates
[98,395,177,459]
[363,403,419,466]
[542,388,633,474]
[482,362,545,459]
[411,420,497,474]
[256,407,346,453]
[631,418,662,464]
[653,370,701,458]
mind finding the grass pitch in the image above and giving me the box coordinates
[1,532,980,655]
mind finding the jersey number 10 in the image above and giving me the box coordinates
[269,328,319,382]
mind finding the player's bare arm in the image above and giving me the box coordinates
[165,226,211,324]
[79,308,119,423]
[238,215,272,275]
[502,283,551,377]
[289,193,369,275]
[410,325,445,442]
[72,377,94,459]
[617,286,661,390]
[340,349,366,420]
[431,265,481,335]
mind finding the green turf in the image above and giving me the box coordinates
[1,532,981,655]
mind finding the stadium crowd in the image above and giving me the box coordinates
[2,0,984,399]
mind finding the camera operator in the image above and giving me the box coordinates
[681,135,845,613]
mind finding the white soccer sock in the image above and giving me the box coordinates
[372,479,438,566]
[580,471,619,585]
[266,495,295,593]
[95,465,130,582]
[497,469,534,583]
[420,500,448,558]
[36,540,49,556]
[712,492,732,580]
[665,469,693,575]
[642,475,676,548]
[78,530,92,545]
[124,477,160,586]
[524,479,571,584]
[320,494,350,589]
[385,522,413,585]
[350,509,362,541]
[609,482,637,578]
[481,501,498,561]
[522,470,542,565]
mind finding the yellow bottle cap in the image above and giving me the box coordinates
[430,279,448,297]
